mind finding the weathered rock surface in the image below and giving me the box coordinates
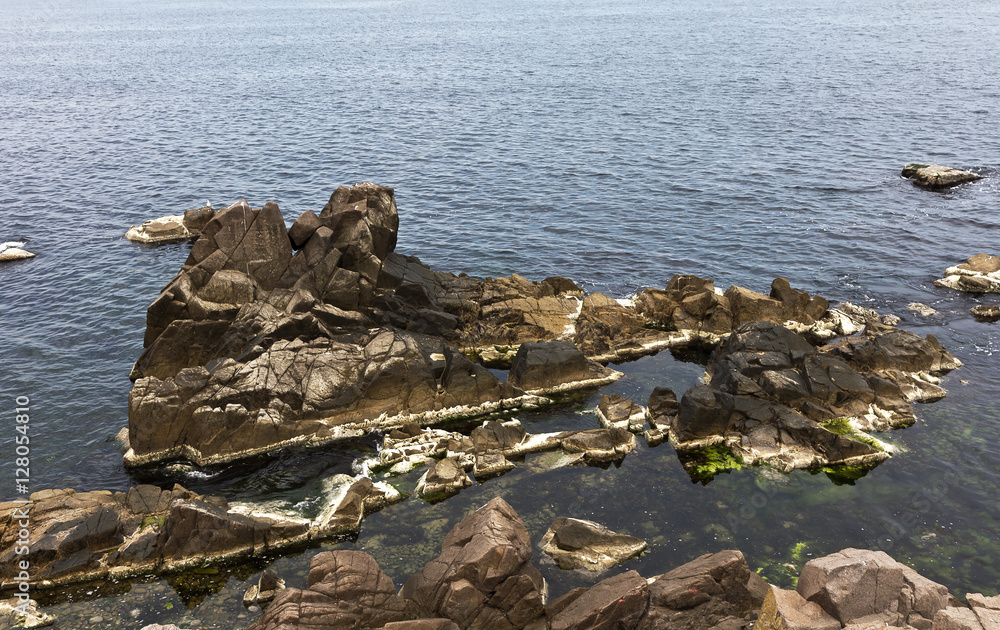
[756,586,840,630]
[539,517,646,572]
[248,550,420,629]
[935,255,1000,294]
[660,321,959,472]
[0,477,398,591]
[638,550,761,630]
[400,497,546,629]
[415,457,473,500]
[125,205,217,244]
[902,164,982,189]
[544,570,650,630]
[0,597,54,628]
[244,568,286,607]
[508,340,622,394]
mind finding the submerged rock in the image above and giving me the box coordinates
[901,163,982,189]
[125,205,216,244]
[540,517,646,572]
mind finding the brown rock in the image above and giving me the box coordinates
[959,254,1000,274]
[540,517,647,572]
[971,305,1000,322]
[400,497,545,629]
[901,164,982,189]
[756,586,841,630]
[546,570,649,630]
[415,458,472,500]
[797,548,905,624]
[508,340,619,393]
[725,285,785,327]
[596,394,645,432]
[933,607,985,630]
[288,209,321,249]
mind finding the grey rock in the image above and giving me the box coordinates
[797,548,905,624]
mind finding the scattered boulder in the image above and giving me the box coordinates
[125,205,216,243]
[414,458,472,501]
[935,255,1000,294]
[596,394,646,432]
[0,242,35,262]
[248,550,419,630]
[400,497,546,629]
[901,164,982,189]
[971,305,1000,322]
[540,517,646,572]
[243,568,285,607]
[909,303,938,317]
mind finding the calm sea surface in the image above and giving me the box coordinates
[1,0,999,625]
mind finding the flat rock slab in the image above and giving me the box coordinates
[540,517,646,572]
[902,164,982,189]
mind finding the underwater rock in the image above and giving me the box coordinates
[125,205,216,244]
[901,164,982,189]
[400,497,546,629]
[935,254,1000,294]
[539,517,646,572]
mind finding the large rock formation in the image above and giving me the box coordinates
[0,478,399,591]
[658,321,960,473]
[126,184,958,475]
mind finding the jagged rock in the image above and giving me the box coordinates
[539,517,646,572]
[902,164,981,189]
[638,550,758,630]
[244,568,286,607]
[798,548,905,625]
[248,551,419,629]
[966,594,1000,630]
[935,255,1000,294]
[971,305,1000,322]
[313,475,404,534]
[544,570,649,630]
[414,458,472,500]
[508,340,622,394]
[288,209,321,249]
[635,274,733,335]
[595,394,645,432]
[756,586,840,630]
[899,565,950,626]
[400,497,545,628]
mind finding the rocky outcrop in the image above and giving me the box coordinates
[243,568,285,607]
[125,205,217,244]
[508,340,622,394]
[658,321,960,474]
[935,255,1000,294]
[539,517,646,572]
[0,478,399,591]
[901,164,982,189]
[415,458,473,501]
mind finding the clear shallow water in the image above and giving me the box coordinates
[1,0,999,625]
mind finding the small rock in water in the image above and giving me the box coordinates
[89,617,104,624]
[908,302,938,317]
[0,241,35,262]
[901,163,982,189]
[881,313,901,326]
[971,305,1000,322]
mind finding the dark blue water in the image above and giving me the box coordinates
[2,0,999,625]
